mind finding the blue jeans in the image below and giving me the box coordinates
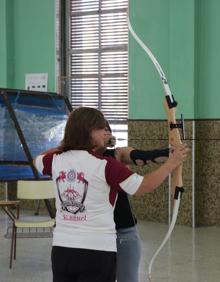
[116,225,142,282]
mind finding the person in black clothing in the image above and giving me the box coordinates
[99,121,170,282]
[103,147,141,282]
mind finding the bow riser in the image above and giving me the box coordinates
[164,99,183,197]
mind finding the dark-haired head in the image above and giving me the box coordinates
[60,107,106,151]
[105,119,112,133]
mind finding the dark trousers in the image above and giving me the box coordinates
[51,246,116,282]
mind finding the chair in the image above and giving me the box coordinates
[9,180,55,268]
[0,200,20,222]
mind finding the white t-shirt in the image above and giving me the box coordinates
[35,150,143,252]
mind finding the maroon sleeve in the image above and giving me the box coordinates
[42,153,54,176]
[105,157,133,192]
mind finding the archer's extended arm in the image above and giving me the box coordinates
[114,147,169,166]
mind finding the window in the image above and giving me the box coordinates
[65,0,128,146]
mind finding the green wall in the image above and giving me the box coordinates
[0,0,55,91]
[1,0,220,117]
[195,0,220,118]
[0,0,9,86]
[129,0,220,119]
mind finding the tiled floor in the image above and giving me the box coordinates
[0,212,220,282]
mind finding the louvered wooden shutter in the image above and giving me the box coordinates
[68,0,128,126]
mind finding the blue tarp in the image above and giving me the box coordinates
[0,90,68,180]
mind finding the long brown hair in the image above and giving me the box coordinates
[105,119,112,133]
[60,107,106,151]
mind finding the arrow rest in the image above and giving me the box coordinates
[170,113,185,140]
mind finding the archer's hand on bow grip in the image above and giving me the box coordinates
[163,96,183,198]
